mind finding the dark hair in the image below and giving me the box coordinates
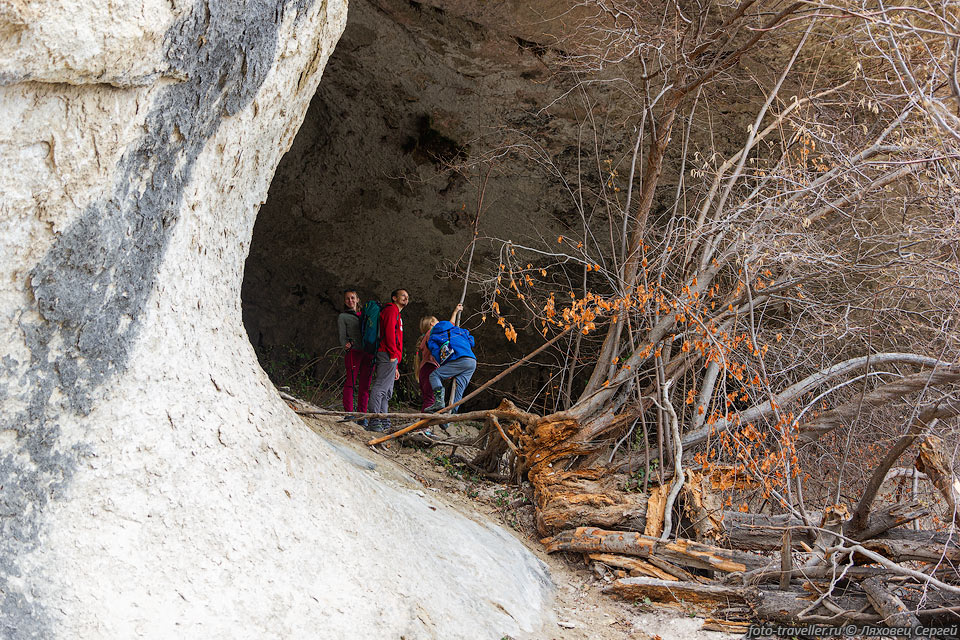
[391,288,408,299]
[343,288,359,295]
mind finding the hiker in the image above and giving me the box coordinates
[368,288,409,431]
[337,289,373,422]
[426,311,476,414]
[415,304,463,412]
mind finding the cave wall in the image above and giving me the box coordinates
[0,2,552,638]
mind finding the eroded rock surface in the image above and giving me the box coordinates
[0,2,552,638]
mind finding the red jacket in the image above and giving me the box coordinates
[378,303,403,362]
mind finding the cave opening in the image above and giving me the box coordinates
[239,0,577,413]
[238,0,683,416]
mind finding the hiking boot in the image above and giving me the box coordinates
[425,388,445,413]
[357,418,368,428]
[365,419,385,432]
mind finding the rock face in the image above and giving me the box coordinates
[0,2,552,638]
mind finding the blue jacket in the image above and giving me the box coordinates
[427,321,476,363]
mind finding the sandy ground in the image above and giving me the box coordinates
[297,408,742,640]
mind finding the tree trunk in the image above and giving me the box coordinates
[531,467,649,535]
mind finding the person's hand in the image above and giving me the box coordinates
[455,303,463,312]
[394,368,400,381]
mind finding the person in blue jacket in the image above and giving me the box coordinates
[425,317,477,414]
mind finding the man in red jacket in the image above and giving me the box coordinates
[367,288,409,431]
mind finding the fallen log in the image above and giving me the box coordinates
[738,530,960,585]
[647,555,704,582]
[739,563,894,585]
[588,553,678,581]
[917,436,960,527]
[720,503,929,551]
[861,531,960,566]
[862,577,921,627]
[843,502,930,540]
[542,527,770,573]
[719,511,817,550]
[836,544,960,595]
[604,576,756,606]
[702,619,751,633]
[367,399,536,446]
[604,577,879,623]
[534,484,932,550]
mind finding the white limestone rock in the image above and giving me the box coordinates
[0,2,553,638]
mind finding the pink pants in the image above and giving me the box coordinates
[343,349,374,412]
[418,362,439,411]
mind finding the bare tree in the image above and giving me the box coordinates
[437,0,960,619]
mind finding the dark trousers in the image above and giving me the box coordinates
[369,352,398,414]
